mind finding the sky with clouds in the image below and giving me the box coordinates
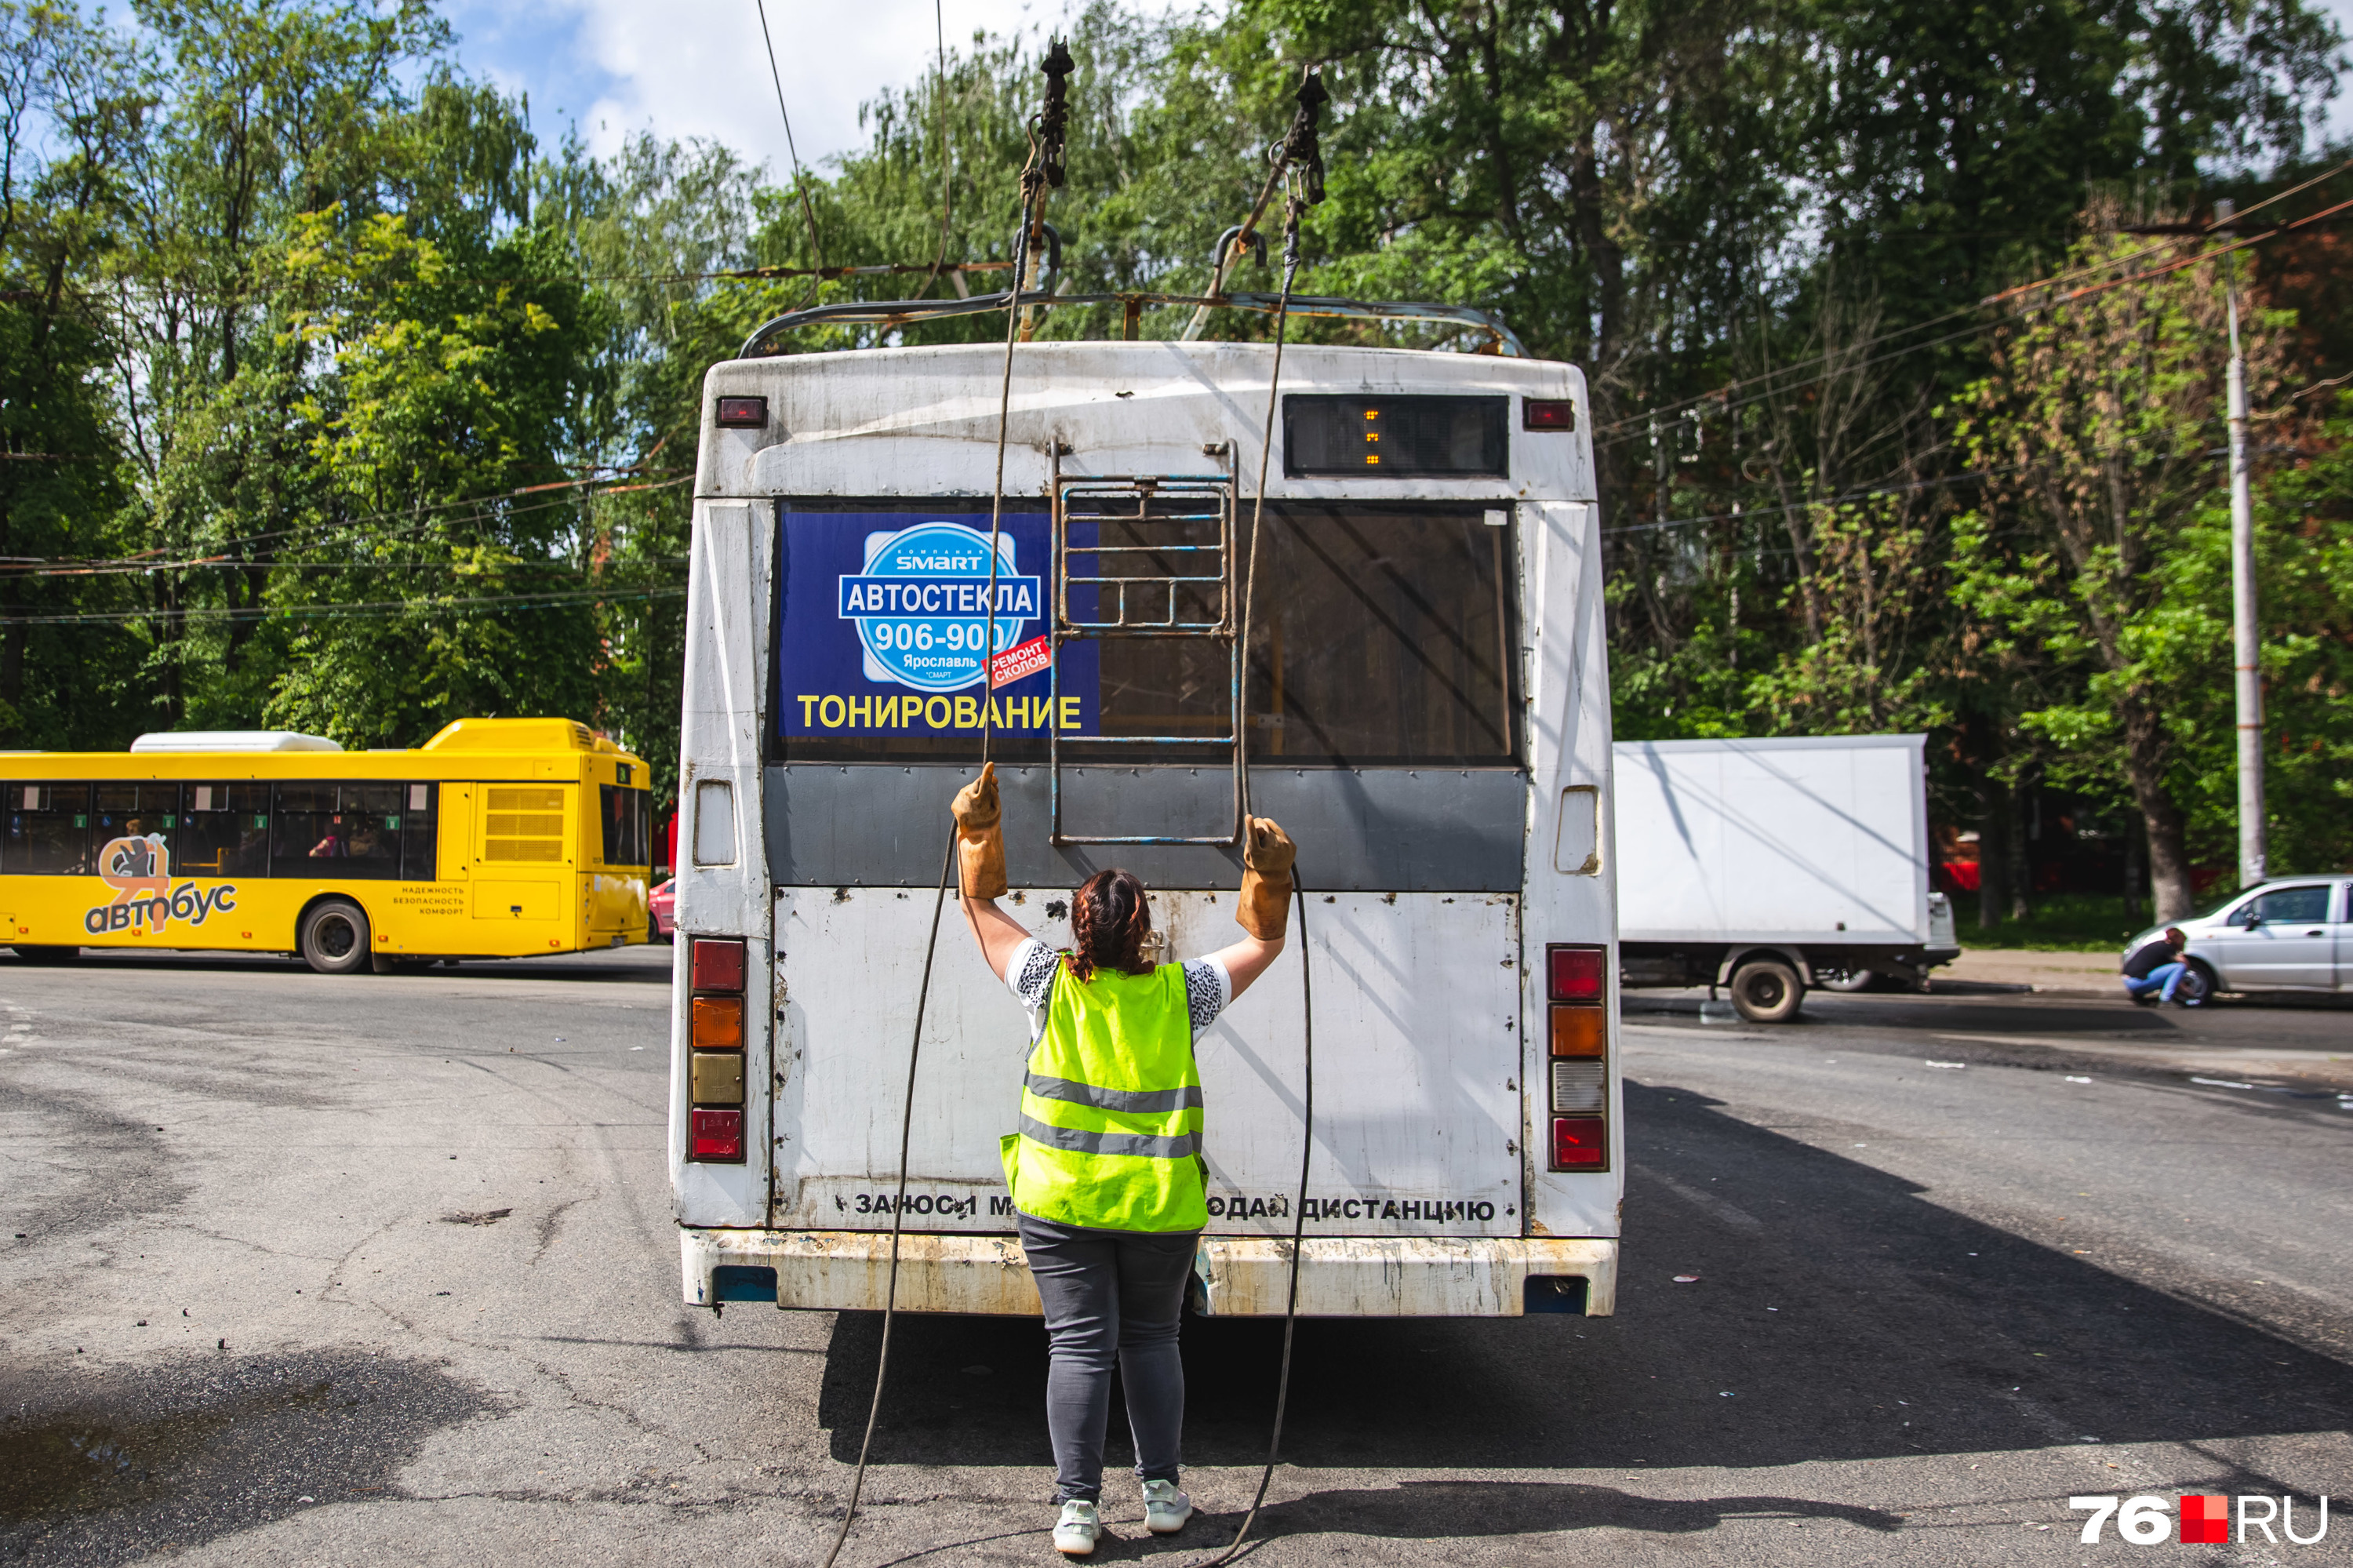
[436,0,1072,176]
[439,0,2351,180]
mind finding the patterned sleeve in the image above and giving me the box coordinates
[1180,958,1231,1039]
[1007,938,1060,1014]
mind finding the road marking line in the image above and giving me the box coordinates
[1645,1170,1763,1231]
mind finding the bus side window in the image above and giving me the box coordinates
[484,787,566,863]
[335,784,402,879]
[93,782,179,873]
[3,782,94,875]
[399,784,438,881]
[177,784,271,876]
[271,783,341,874]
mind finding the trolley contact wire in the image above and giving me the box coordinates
[818,38,1075,1568]
[1202,67,1326,1568]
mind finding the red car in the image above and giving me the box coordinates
[649,879,676,942]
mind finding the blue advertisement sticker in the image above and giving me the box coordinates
[777,510,1098,741]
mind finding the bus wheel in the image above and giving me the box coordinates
[299,899,372,975]
[11,944,82,964]
[1729,959,1803,1024]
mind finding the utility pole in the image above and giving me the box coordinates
[2216,198,2267,887]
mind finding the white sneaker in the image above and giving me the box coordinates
[1142,1478,1193,1534]
[1053,1499,1100,1557]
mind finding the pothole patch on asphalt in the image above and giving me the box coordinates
[0,1348,497,1564]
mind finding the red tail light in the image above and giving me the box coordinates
[1547,944,1605,1001]
[691,937,745,992]
[1551,1117,1606,1168]
[1522,398,1577,431]
[691,1108,744,1161]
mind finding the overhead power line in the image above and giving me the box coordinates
[1608,424,2282,542]
[755,0,827,281]
[0,584,686,628]
[11,557,688,580]
[1602,463,2012,537]
[0,473,692,577]
[1598,157,2353,446]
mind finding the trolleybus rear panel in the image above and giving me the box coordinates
[672,342,1618,1317]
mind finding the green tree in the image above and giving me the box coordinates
[0,1,148,748]
[2153,390,2353,877]
[1951,213,2290,919]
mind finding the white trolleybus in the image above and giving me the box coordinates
[667,311,1620,1323]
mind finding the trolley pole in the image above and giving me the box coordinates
[2217,198,2266,887]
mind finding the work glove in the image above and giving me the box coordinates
[951,762,1009,900]
[1236,816,1295,940]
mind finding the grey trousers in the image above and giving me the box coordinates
[1017,1212,1198,1504]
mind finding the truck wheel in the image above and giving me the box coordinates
[1729,959,1803,1024]
[299,899,372,976]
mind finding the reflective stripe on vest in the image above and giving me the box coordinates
[1001,955,1207,1233]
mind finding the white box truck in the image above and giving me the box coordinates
[1613,734,1958,1022]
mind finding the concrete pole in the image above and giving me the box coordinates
[2218,199,2267,886]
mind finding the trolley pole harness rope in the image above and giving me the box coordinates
[818,40,1073,1568]
[1199,65,1326,1568]
[820,55,1327,1568]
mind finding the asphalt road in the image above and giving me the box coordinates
[2,949,2348,1566]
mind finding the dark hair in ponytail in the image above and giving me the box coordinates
[1067,868,1152,982]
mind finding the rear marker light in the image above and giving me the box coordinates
[1523,398,1577,431]
[691,995,744,1050]
[691,1108,744,1161]
[1552,1116,1606,1170]
[1547,944,1605,1002]
[691,937,745,992]
[714,395,768,428]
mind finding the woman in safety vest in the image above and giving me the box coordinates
[952,762,1294,1558]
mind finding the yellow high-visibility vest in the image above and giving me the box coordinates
[999,956,1206,1232]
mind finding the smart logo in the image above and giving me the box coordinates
[838,522,1042,693]
[2069,1493,2328,1545]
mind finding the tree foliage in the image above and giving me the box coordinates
[0,0,2347,888]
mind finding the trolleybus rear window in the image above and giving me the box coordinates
[776,500,1516,767]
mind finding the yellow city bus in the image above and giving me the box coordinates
[0,717,653,973]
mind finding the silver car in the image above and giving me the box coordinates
[2126,877,2352,1002]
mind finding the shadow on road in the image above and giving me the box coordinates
[1627,987,2351,1045]
[816,1078,2353,1509]
[1625,990,2181,1035]
[870,1482,1902,1563]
